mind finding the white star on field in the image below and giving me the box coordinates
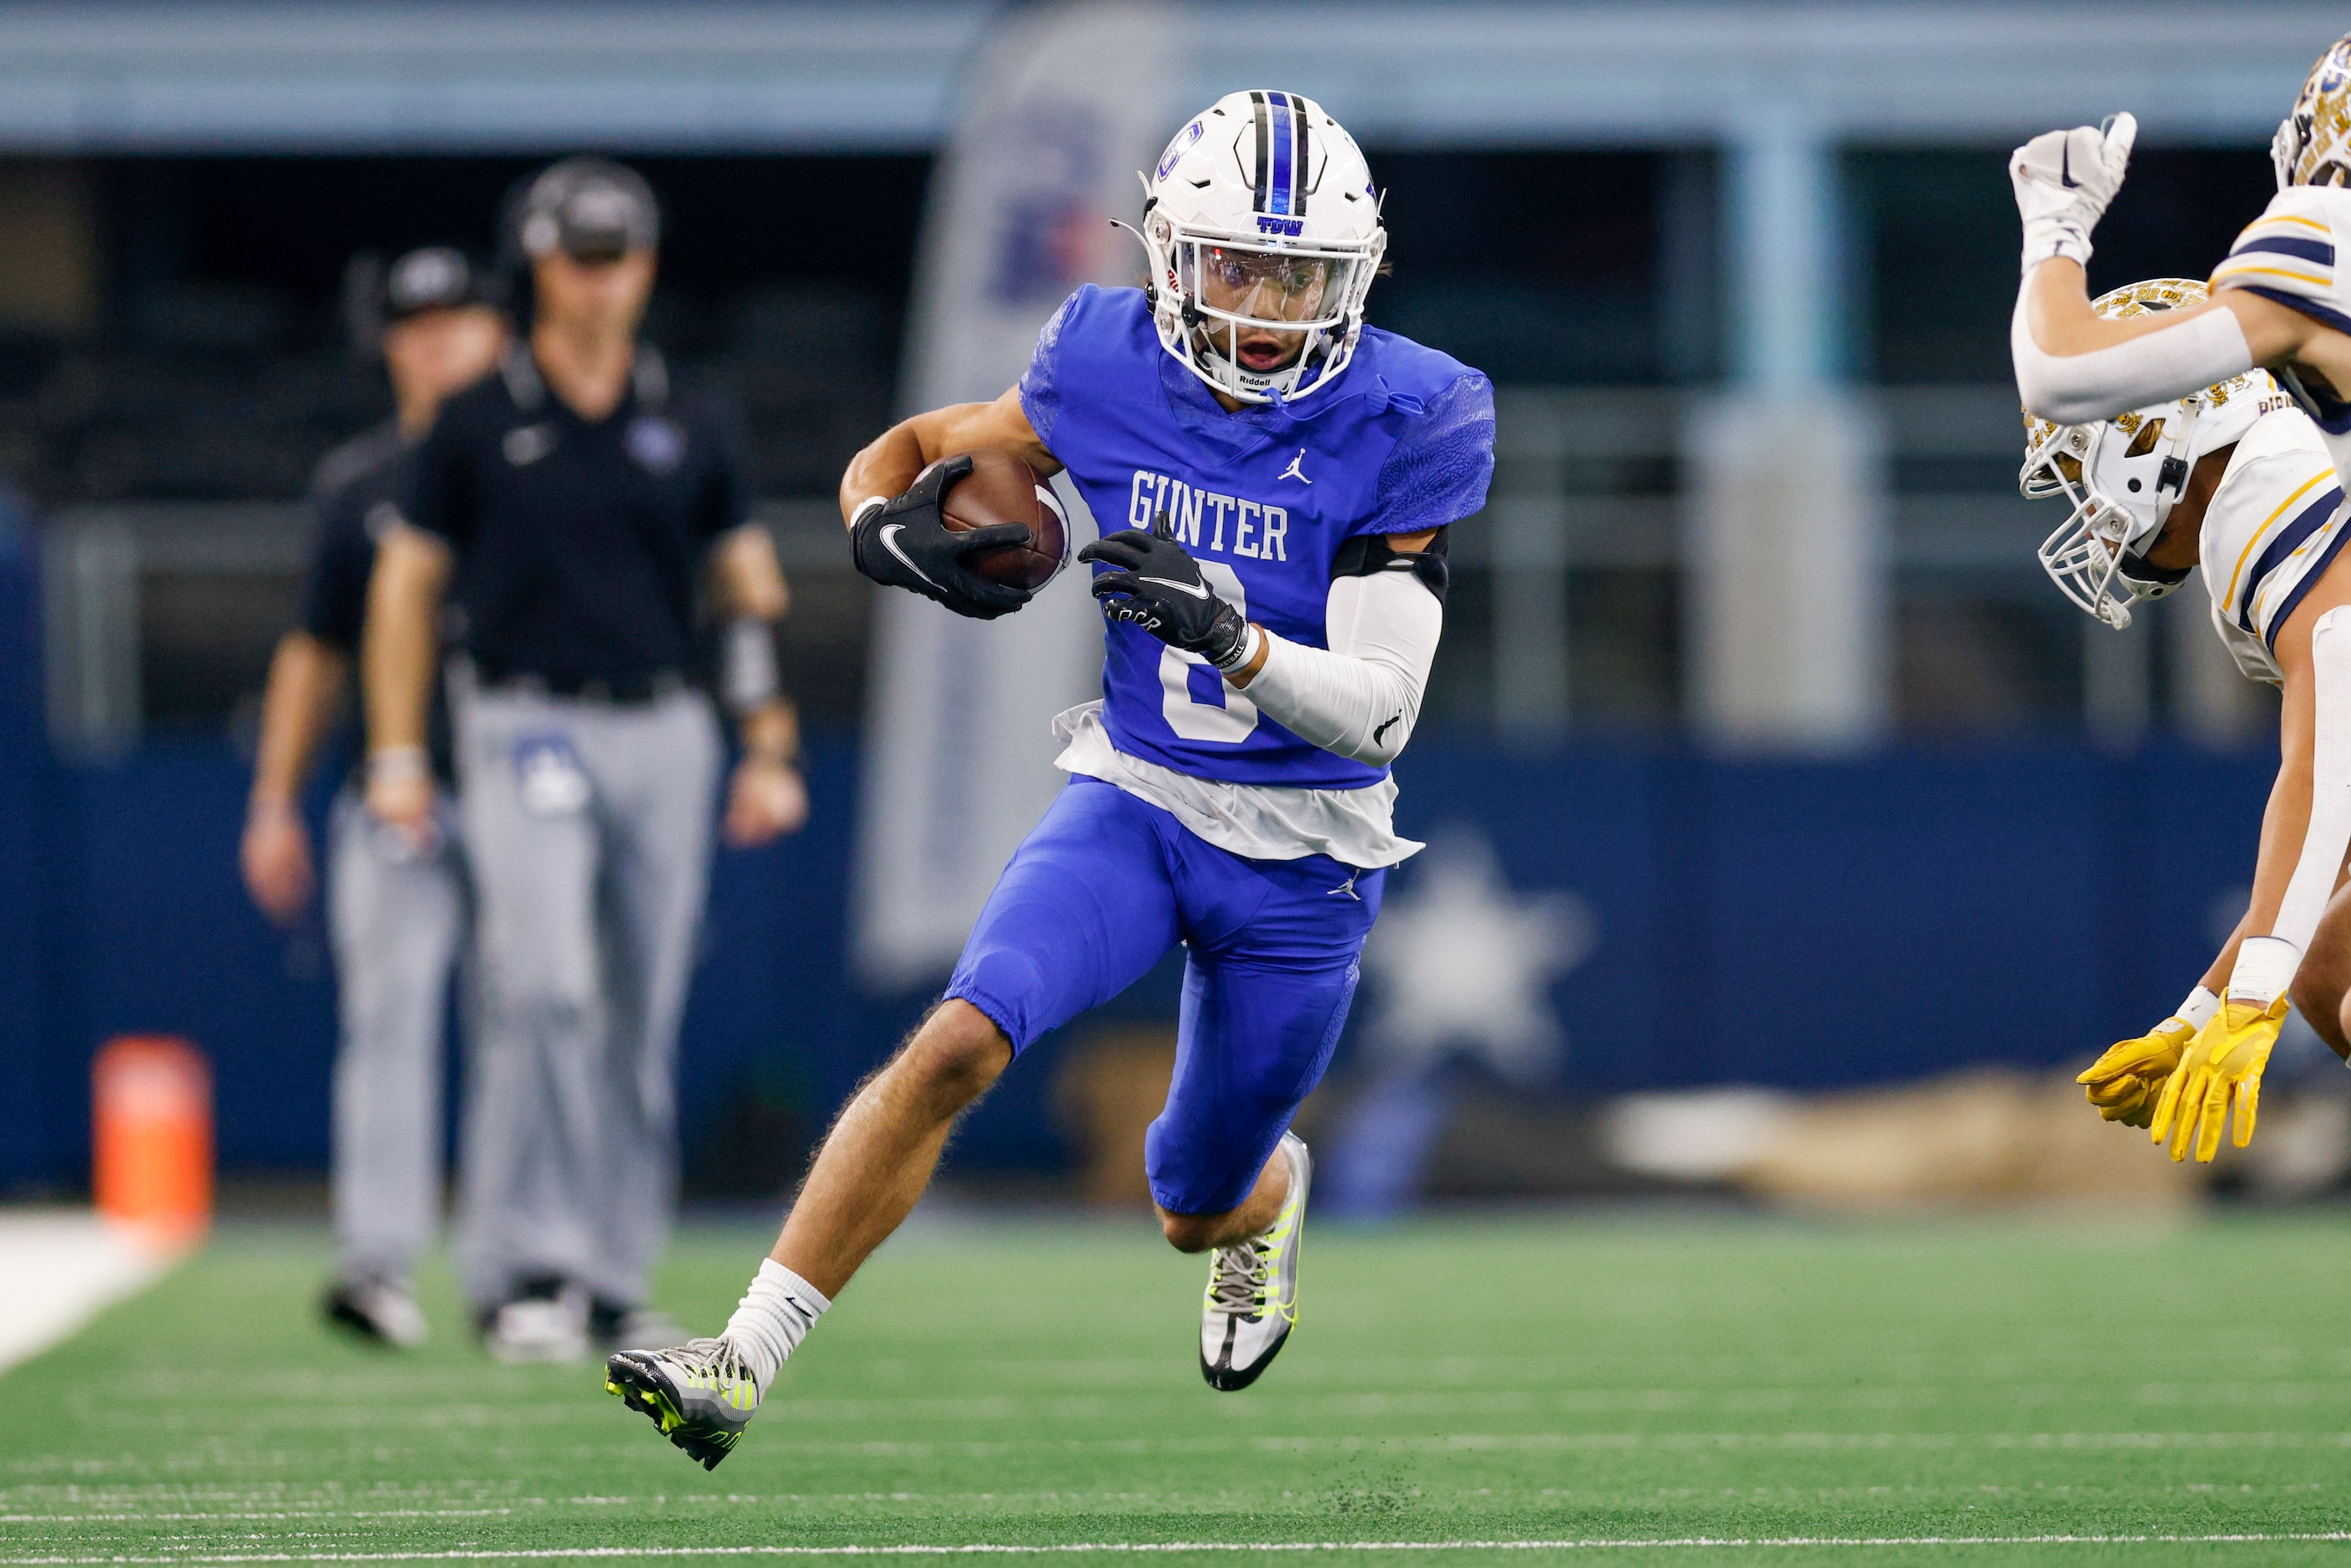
[1359,827,1596,1084]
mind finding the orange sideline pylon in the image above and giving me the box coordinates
[92,1034,212,1249]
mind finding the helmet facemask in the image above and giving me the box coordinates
[2021,411,2196,629]
[1142,211,1383,403]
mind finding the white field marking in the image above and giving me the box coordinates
[0,1496,1246,1522]
[705,1430,2351,1459]
[25,1429,2343,1471]
[9,1431,2346,1485]
[4,1532,2351,1560]
[0,1212,173,1375]
[0,1510,528,1524]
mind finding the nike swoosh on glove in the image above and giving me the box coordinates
[2076,1015,2195,1130]
[1079,509,1251,669]
[2148,995,2288,1163]
[2011,111,2135,276]
[849,453,1034,620]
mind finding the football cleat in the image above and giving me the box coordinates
[606,1338,762,1470]
[1200,1132,1310,1392]
[322,1277,428,1350]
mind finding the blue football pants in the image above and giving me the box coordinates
[946,777,1384,1216]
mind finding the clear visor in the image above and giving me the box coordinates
[1176,236,1359,377]
[2020,421,2166,629]
[1179,238,1356,327]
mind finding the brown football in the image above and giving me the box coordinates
[933,448,1069,591]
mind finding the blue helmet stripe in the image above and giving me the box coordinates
[1267,91,1295,215]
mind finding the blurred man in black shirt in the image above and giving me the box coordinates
[364,159,805,1361]
[240,246,506,1348]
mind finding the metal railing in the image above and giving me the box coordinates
[42,386,2247,752]
[1456,383,2250,739]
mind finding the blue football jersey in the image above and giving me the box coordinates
[1021,285,1494,790]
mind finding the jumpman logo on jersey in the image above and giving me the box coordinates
[1327,870,1360,901]
[1279,448,1312,484]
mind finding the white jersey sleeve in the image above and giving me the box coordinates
[2212,186,2351,336]
[2212,186,2351,498]
[2199,405,2348,684]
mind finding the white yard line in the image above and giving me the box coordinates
[0,1211,174,1376]
[4,1534,2351,1561]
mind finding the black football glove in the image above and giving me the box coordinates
[1079,510,1251,669]
[849,454,1034,620]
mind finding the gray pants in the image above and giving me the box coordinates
[327,789,467,1285]
[452,683,721,1311]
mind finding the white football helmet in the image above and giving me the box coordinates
[2021,278,2283,628]
[2273,33,2351,190]
[1132,91,1386,404]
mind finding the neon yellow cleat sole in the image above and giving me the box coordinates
[604,1343,756,1471]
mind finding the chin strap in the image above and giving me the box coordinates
[2230,604,2351,1006]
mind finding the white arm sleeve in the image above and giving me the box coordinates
[1239,564,1441,768]
[2010,276,2254,426]
[2230,604,2351,1004]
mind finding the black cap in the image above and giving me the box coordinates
[379,246,497,322]
[515,158,660,265]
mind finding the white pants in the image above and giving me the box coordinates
[452,683,721,1311]
[327,790,466,1286]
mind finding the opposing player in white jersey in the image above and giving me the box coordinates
[2010,38,2351,502]
[2008,35,2351,1156]
[2030,278,2351,1160]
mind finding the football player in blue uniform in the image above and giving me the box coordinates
[607,91,1494,1469]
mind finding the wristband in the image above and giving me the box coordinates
[367,746,429,786]
[2226,935,2300,1009]
[2176,986,2221,1032]
[850,495,887,529]
[1212,623,1262,676]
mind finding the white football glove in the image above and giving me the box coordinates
[2010,112,2136,276]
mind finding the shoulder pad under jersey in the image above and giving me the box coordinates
[2212,186,2351,336]
[1332,524,1449,602]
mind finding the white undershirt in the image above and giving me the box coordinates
[1052,703,1421,868]
[1051,561,1441,869]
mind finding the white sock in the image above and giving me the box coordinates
[723,1259,830,1393]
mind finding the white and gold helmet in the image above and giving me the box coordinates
[2021,279,2283,628]
[2273,33,2351,190]
[1133,91,1386,404]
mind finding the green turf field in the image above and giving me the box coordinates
[3,1211,2348,1565]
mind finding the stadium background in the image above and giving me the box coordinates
[0,0,2338,1209]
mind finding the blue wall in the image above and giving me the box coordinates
[0,498,54,1186]
[0,709,2278,1190]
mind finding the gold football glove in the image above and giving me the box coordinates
[2075,1017,2197,1129]
[2148,997,2290,1163]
